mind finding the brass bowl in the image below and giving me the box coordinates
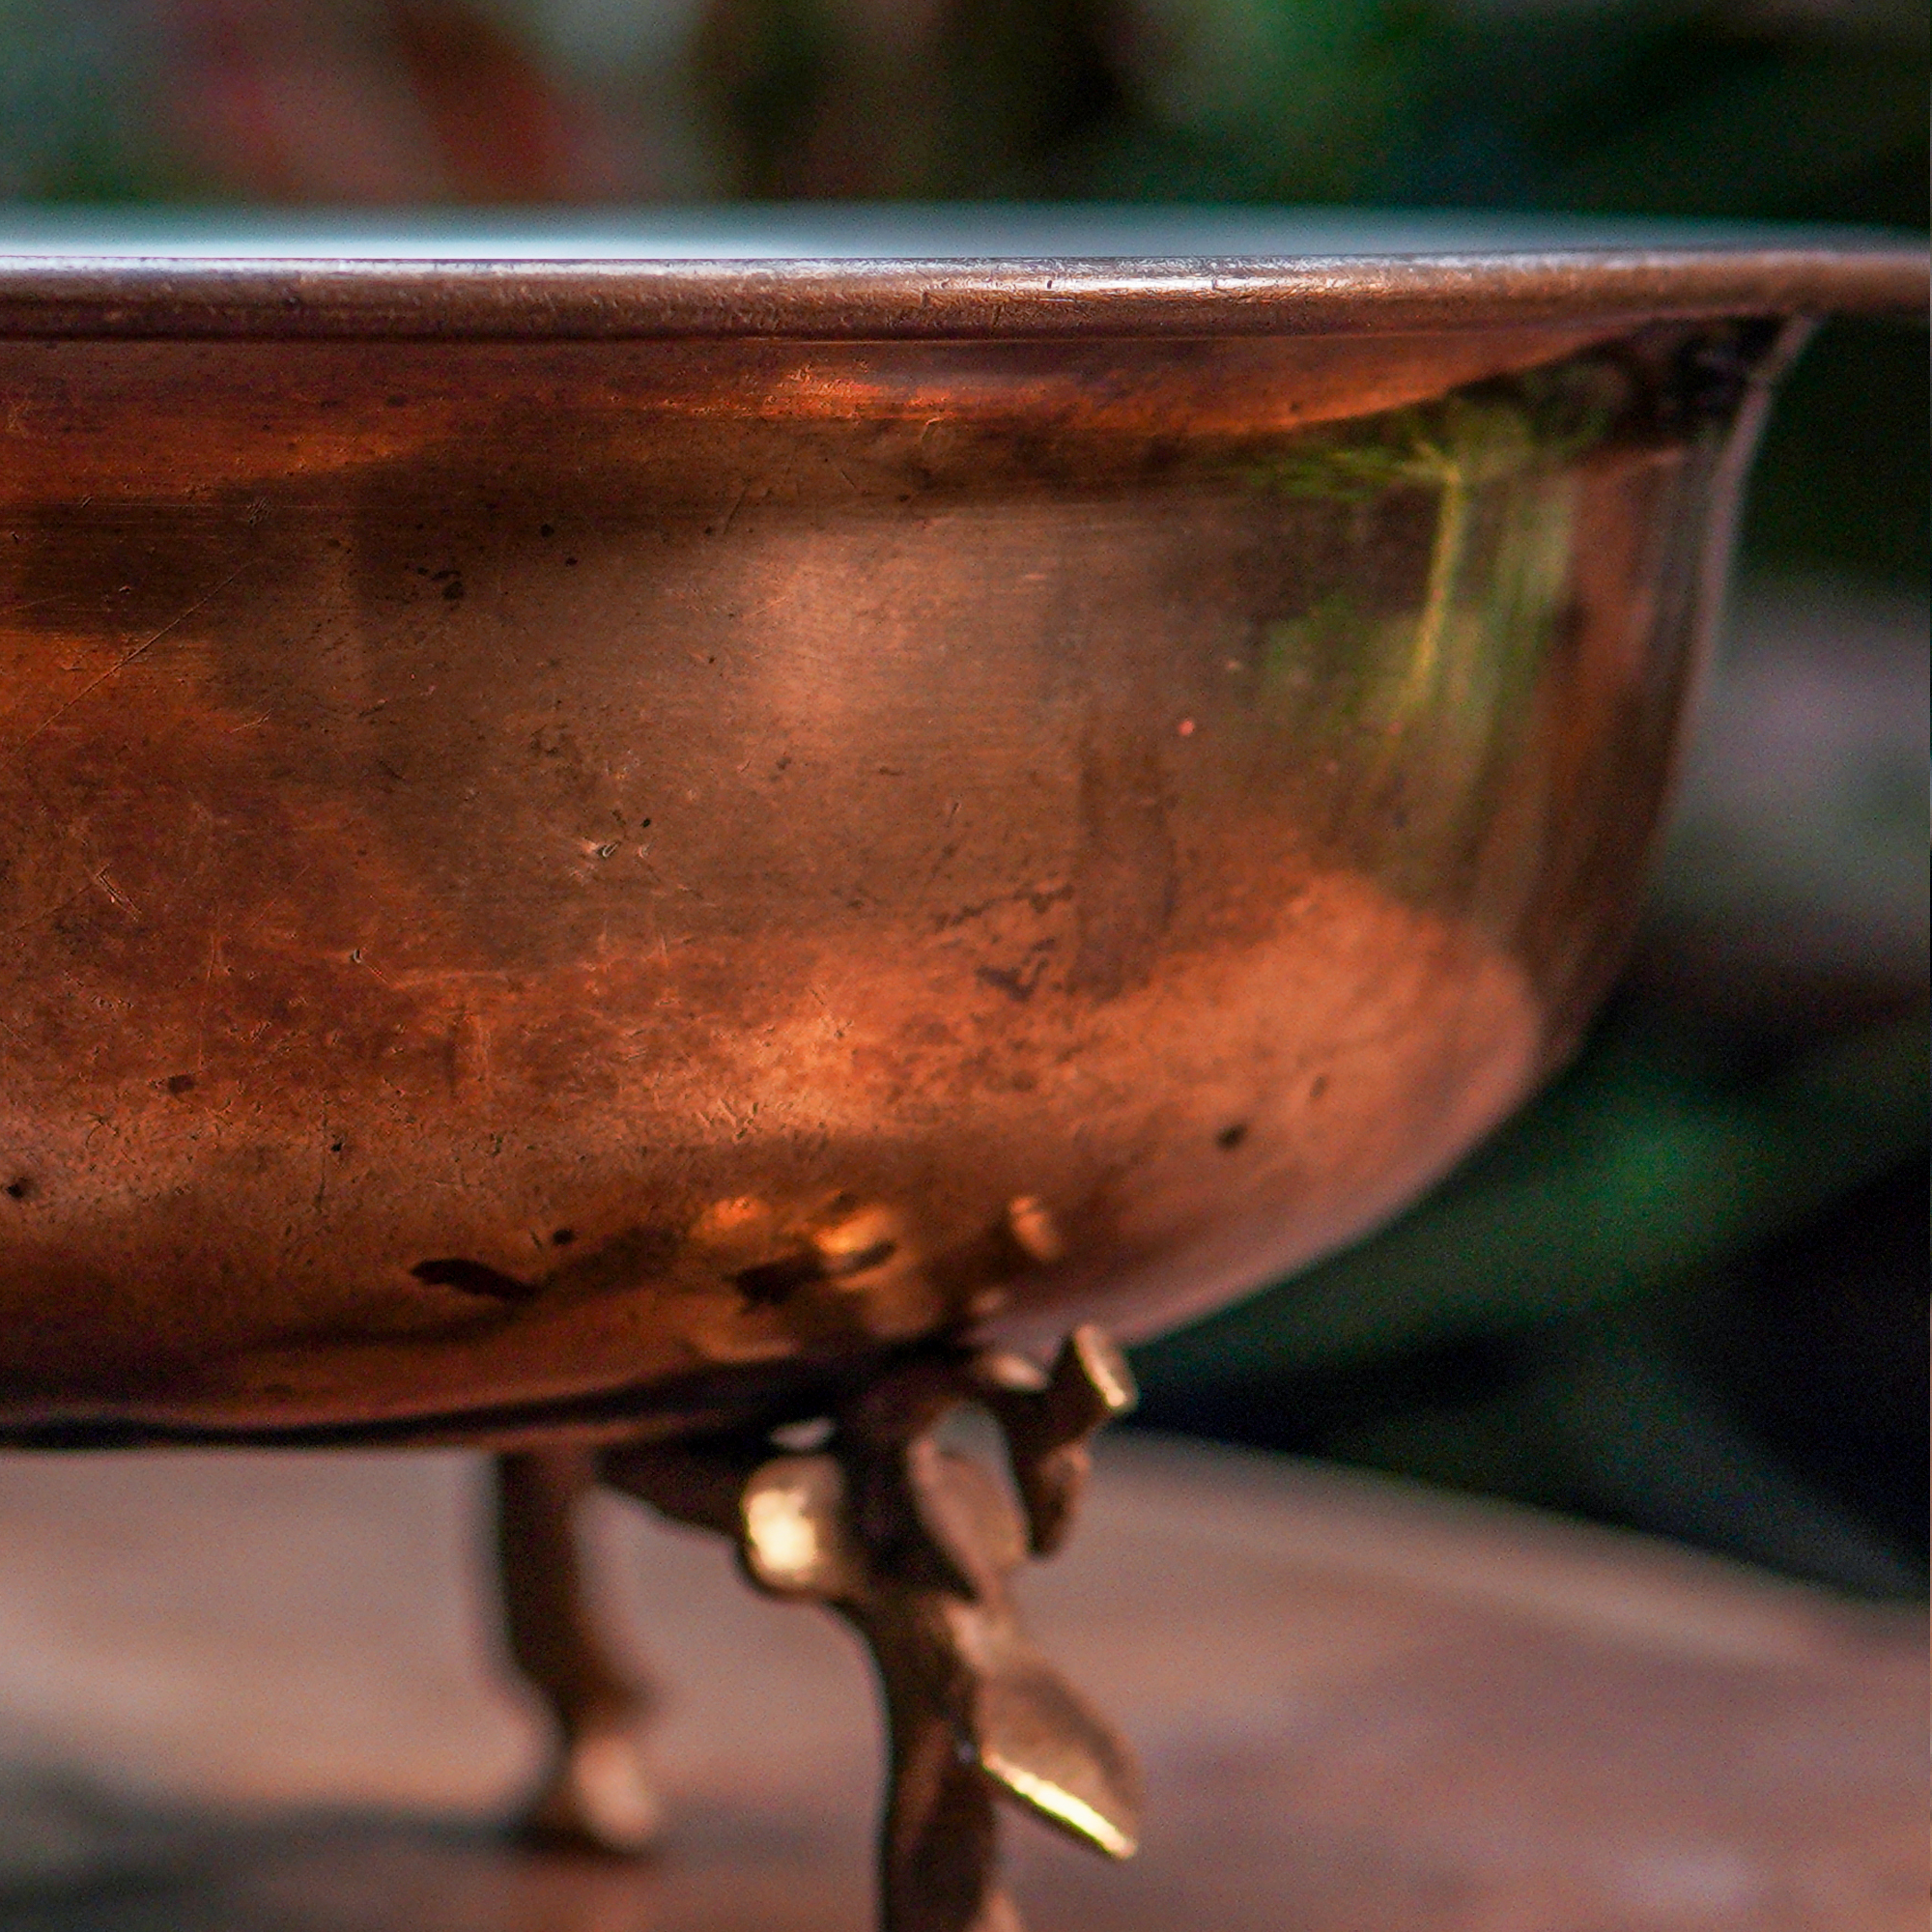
[1,214,1922,1446]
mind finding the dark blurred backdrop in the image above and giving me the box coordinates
[2,0,1925,1595]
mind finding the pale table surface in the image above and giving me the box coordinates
[0,1434,1919,1930]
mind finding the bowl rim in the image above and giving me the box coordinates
[0,208,1922,340]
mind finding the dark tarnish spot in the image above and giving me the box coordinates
[734,1252,828,1308]
[1216,1122,1250,1151]
[1069,712,1177,1001]
[544,1223,680,1298]
[4,1177,33,1201]
[825,1239,897,1278]
[163,1073,196,1096]
[975,957,1050,1004]
[411,1257,539,1301]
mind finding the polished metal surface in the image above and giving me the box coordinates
[0,207,1923,336]
[0,232,1924,1447]
[0,244,1922,340]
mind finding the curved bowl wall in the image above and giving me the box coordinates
[0,316,1791,1440]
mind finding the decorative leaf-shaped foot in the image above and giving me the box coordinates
[603,1325,1140,1931]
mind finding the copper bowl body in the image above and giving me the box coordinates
[0,224,1922,1445]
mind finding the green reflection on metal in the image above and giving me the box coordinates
[1241,364,1620,903]
[1249,367,1613,735]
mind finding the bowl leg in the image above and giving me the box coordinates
[493,1445,662,1854]
[602,1327,1141,1931]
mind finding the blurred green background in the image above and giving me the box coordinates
[2,0,1924,1595]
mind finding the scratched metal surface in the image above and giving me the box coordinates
[0,211,1922,335]
[0,295,1833,1445]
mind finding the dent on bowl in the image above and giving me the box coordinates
[0,235,1915,1445]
